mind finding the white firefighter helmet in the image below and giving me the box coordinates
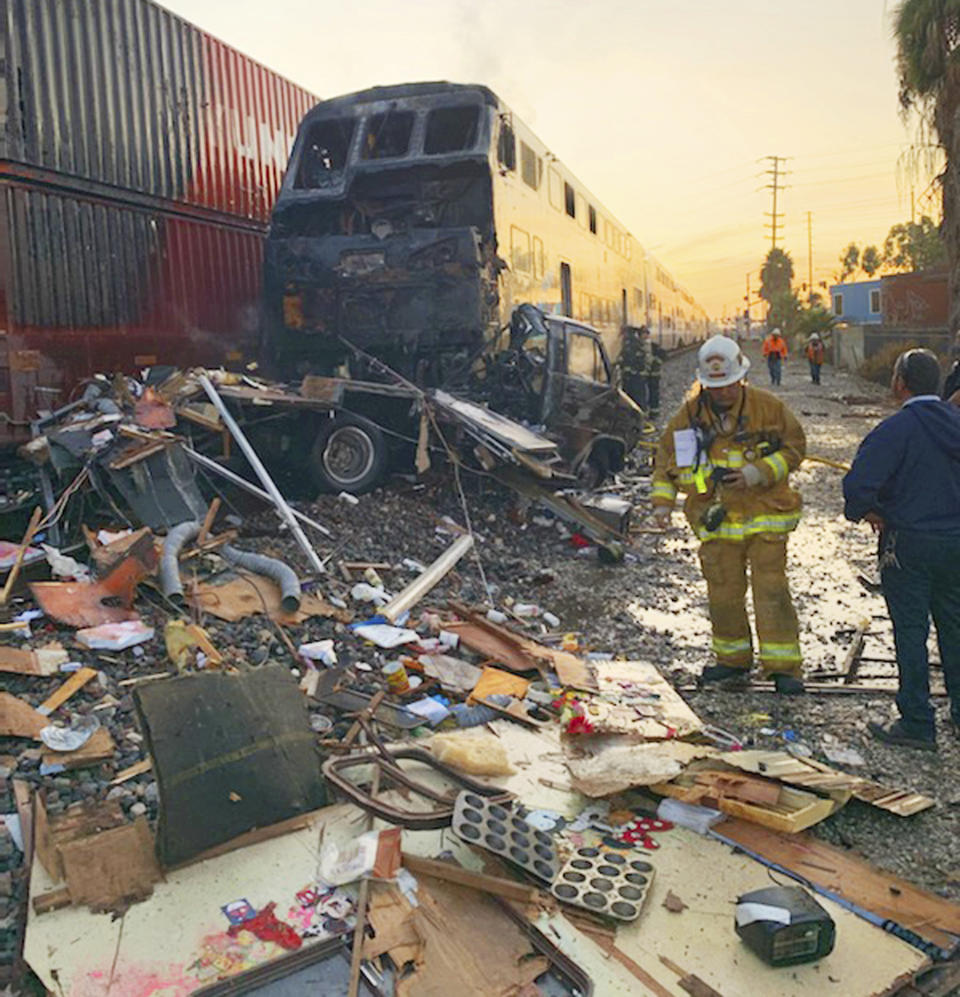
[697,335,751,388]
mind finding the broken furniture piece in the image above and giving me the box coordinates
[322,746,512,829]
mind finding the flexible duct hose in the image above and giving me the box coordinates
[220,544,302,614]
[160,521,201,602]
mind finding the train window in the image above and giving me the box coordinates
[564,182,576,219]
[588,205,597,234]
[498,116,517,170]
[362,111,415,160]
[510,226,531,273]
[548,168,563,210]
[520,142,542,189]
[424,105,479,154]
[533,236,544,279]
[567,329,609,383]
[294,118,356,187]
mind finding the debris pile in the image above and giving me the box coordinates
[0,361,957,996]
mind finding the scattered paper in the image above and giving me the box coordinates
[352,623,419,649]
[40,713,101,752]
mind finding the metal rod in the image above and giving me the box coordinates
[181,445,332,538]
[198,375,327,573]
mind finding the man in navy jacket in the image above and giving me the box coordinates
[843,348,960,750]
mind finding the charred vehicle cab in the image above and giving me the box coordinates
[264,83,499,383]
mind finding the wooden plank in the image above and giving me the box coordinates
[32,886,72,915]
[843,619,871,684]
[714,818,960,951]
[660,955,726,997]
[38,667,98,715]
[576,922,674,997]
[0,693,47,739]
[196,497,221,545]
[110,758,152,784]
[41,727,115,771]
[402,853,541,905]
[382,535,474,623]
[0,506,43,606]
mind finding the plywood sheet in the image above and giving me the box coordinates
[41,727,115,771]
[0,644,68,677]
[190,572,350,624]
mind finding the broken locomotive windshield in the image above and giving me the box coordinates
[424,105,480,154]
[362,110,416,160]
[294,118,356,188]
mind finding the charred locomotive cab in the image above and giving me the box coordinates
[264,84,501,381]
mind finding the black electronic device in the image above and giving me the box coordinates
[735,886,836,967]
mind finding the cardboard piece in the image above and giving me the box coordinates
[34,798,126,883]
[467,666,530,705]
[586,661,703,739]
[58,818,160,913]
[0,693,47,739]
[190,572,351,624]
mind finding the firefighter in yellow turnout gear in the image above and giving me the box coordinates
[652,335,807,694]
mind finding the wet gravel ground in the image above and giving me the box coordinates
[1,344,958,986]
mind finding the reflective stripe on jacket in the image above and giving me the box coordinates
[652,384,805,542]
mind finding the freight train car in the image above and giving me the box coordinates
[0,0,318,443]
[263,81,708,384]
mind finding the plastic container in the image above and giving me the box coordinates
[383,660,411,694]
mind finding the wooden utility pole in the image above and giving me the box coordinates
[807,211,814,304]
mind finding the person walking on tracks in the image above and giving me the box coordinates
[762,327,788,386]
[805,333,825,385]
[617,325,649,410]
[652,335,807,694]
[843,348,960,750]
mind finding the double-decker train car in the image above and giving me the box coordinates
[264,81,707,383]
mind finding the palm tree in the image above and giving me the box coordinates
[895,1,960,330]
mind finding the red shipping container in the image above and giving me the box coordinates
[0,0,318,439]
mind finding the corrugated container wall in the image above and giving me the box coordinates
[1,0,316,220]
[0,0,318,440]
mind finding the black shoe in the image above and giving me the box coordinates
[773,673,805,695]
[700,664,751,689]
[868,720,936,752]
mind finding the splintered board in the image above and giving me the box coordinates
[718,750,935,817]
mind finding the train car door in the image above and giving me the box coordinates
[560,263,572,317]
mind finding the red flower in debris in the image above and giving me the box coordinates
[566,714,595,735]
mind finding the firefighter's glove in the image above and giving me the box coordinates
[722,464,765,490]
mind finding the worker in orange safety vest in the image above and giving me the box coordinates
[762,328,788,386]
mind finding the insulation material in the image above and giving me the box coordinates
[134,665,327,867]
[566,739,715,797]
[467,666,530,705]
[430,732,515,777]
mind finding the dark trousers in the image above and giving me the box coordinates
[646,373,660,413]
[623,372,648,410]
[809,360,821,384]
[880,529,960,737]
[767,355,782,385]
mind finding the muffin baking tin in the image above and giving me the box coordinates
[452,791,560,883]
[550,846,655,922]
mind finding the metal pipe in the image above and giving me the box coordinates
[220,544,302,614]
[198,374,328,574]
[181,446,331,538]
[160,521,201,601]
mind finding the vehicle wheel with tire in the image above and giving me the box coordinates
[310,415,387,494]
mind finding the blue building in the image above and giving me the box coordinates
[829,279,883,325]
